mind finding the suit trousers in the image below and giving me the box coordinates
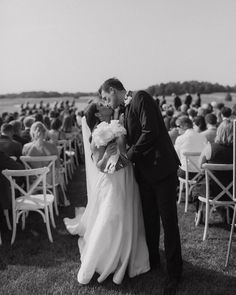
[137,171,183,279]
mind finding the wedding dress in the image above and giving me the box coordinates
[64,117,150,285]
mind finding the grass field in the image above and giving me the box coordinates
[0,92,236,114]
[0,165,236,295]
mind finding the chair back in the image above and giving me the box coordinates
[202,163,234,202]
[182,151,202,181]
[2,167,49,209]
[20,155,57,188]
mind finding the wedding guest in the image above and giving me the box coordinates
[164,109,174,131]
[175,116,207,178]
[168,117,179,145]
[193,116,206,132]
[221,106,232,121]
[0,123,22,159]
[201,113,217,143]
[21,116,35,143]
[184,93,192,108]
[10,120,28,146]
[22,121,60,185]
[172,93,182,110]
[48,118,66,144]
[193,120,233,218]
[0,151,24,210]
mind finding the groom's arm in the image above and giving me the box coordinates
[127,92,160,162]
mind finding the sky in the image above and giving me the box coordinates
[0,0,235,94]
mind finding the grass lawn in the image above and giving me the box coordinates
[0,165,236,295]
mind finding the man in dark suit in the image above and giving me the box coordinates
[101,78,182,294]
[0,151,24,209]
[0,123,22,159]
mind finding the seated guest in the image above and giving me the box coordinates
[0,151,24,210]
[193,116,206,132]
[175,116,207,178]
[201,113,217,143]
[221,106,232,121]
[21,116,35,143]
[168,117,179,145]
[164,108,174,131]
[0,123,22,159]
[23,121,60,185]
[193,120,233,217]
[48,118,66,144]
[10,120,28,146]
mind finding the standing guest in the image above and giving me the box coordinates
[175,116,207,179]
[0,123,22,159]
[184,93,192,108]
[201,113,217,143]
[172,93,182,111]
[193,116,206,133]
[10,120,28,146]
[193,93,201,108]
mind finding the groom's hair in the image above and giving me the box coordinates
[101,78,125,93]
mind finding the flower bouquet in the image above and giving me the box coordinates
[92,120,128,173]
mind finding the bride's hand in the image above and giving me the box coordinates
[104,142,117,158]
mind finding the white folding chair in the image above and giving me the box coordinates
[57,140,69,185]
[225,202,236,266]
[178,151,202,212]
[195,163,234,240]
[2,167,55,244]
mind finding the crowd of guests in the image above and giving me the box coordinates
[159,93,235,221]
[0,100,83,210]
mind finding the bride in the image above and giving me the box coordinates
[64,102,150,285]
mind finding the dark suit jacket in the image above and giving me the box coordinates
[0,135,22,158]
[125,90,180,183]
[0,151,24,209]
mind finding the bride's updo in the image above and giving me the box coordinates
[30,121,48,141]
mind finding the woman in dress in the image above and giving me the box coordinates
[64,103,150,285]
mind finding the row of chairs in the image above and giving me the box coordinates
[0,132,81,245]
[177,151,236,266]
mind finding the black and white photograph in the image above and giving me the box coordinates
[0,1,236,294]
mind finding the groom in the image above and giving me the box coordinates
[101,78,182,294]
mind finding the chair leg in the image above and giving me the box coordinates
[11,212,17,245]
[4,210,12,230]
[195,201,203,226]
[54,189,59,216]
[225,204,236,267]
[49,204,56,228]
[177,181,183,204]
[45,208,53,243]
[21,212,26,230]
[60,183,70,207]
[0,231,2,245]
[226,207,230,224]
[203,202,210,241]
[185,182,189,213]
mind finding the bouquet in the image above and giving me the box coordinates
[92,120,127,173]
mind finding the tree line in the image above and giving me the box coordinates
[0,81,235,99]
[145,81,236,97]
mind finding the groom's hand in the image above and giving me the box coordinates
[105,142,117,158]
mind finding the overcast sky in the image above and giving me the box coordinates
[0,0,235,94]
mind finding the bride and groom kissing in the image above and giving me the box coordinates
[64,78,183,295]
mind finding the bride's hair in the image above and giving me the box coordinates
[85,103,100,132]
